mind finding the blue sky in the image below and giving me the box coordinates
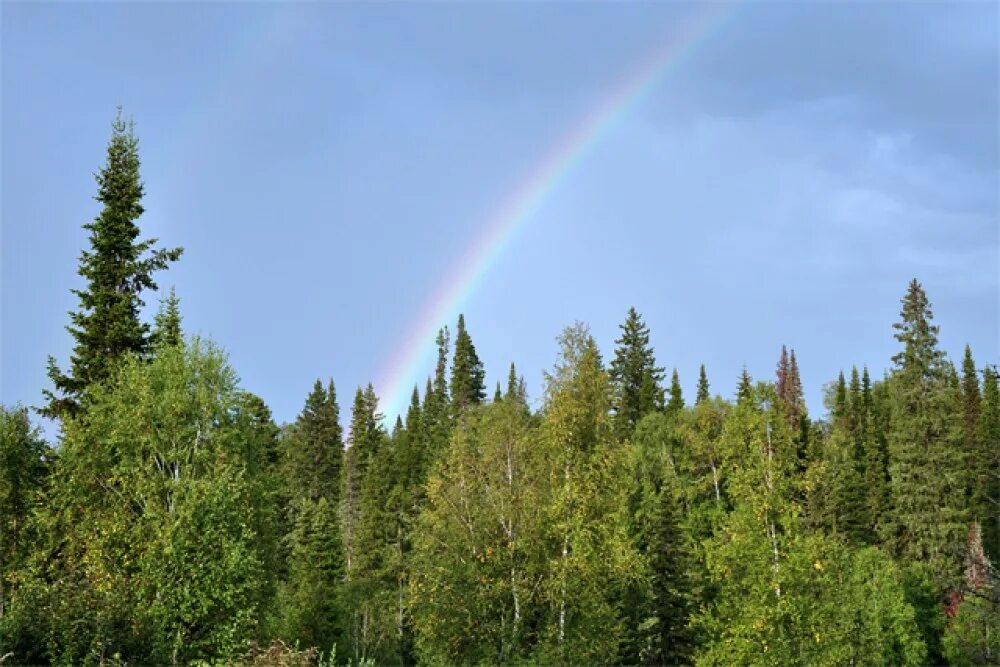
[2,2,997,431]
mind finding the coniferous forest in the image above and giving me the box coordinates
[1,116,998,667]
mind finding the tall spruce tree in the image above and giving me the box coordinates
[961,346,990,541]
[44,111,182,418]
[885,279,967,585]
[450,314,486,414]
[609,307,665,437]
[696,364,710,404]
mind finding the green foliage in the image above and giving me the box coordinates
[44,110,182,419]
[0,406,51,659]
[450,314,486,415]
[15,341,271,664]
[696,364,710,405]
[982,365,1000,562]
[609,308,664,437]
[885,279,968,585]
[151,287,183,349]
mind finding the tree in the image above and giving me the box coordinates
[409,400,544,664]
[695,385,925,666]
[942,523,1000,665]
[961,347,992,559]
[609,308,664,437]
[150,287,183,349]
[17,341,271,664]
[885,279,967,585]
[450,314,486,415]
[276,379,346,655]
[0,405,49,647]
[980,365,1000,562]
[696,364,710,404]
[737,367,754,405]
[44,111,182,419]
[282,380,344,506]
[666,369,684,417]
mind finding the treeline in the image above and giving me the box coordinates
[1,115,998,666]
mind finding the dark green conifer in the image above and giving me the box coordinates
[450,314,486,414]
[885,279,967,584]
[150,287,182,349]
[609,307,664,436]
[44,110,182,418]
[736,367,753,405]
[696,364,710,404]
[980,365,1000,561]
[666,368,684,417]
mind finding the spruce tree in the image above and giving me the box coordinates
[980,365,1000,561]
[861,366,890,540]
[961,346,989,537]
[696,364,710,404]
[43,111,182,418]
[886,279,967,585]
[736,367,753,405]
[505,362,528,407]
[150,287,182,349]
[283,380,344,505]
[450,314,486,414]
[666,368,684,417]
[609,307,664,436]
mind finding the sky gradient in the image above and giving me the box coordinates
[2,2,998,431]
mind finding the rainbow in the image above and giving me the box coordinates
[375,3,739,421]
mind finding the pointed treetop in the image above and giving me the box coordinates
[609,307,664,434]
[696,364,710,404]
[43,110,183,418]
[737,367,753,404]
[450,313,486,413]
[151,286,182,348]
[776,345,790,403]
[892,278,944,376]
[505,362,528,406]
[494,382,503,403]
[666,368,684,415]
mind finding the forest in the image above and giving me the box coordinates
[0,116,997,666]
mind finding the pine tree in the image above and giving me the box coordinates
[696,364,710,404]
[666,369,684,417]
[776,345,791,404]
[609,308,664,437]
[450,314,486,415]
[886,279,967,585]
[150,287,182,349]
[43,111,182,418]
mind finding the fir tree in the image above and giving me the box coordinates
[666,368,684,417]
[961,346,989,540]
[860,367,890,540]
[43,111,182,418]
[150,287,182,349]
[696,364,710,404]
[609,307,664,436]
[450,314,486,414]
[505,362,528,407]
[886,279,967,585]
[736,367,753,405]
[980,365,1000,561]
[283,380,344,505]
